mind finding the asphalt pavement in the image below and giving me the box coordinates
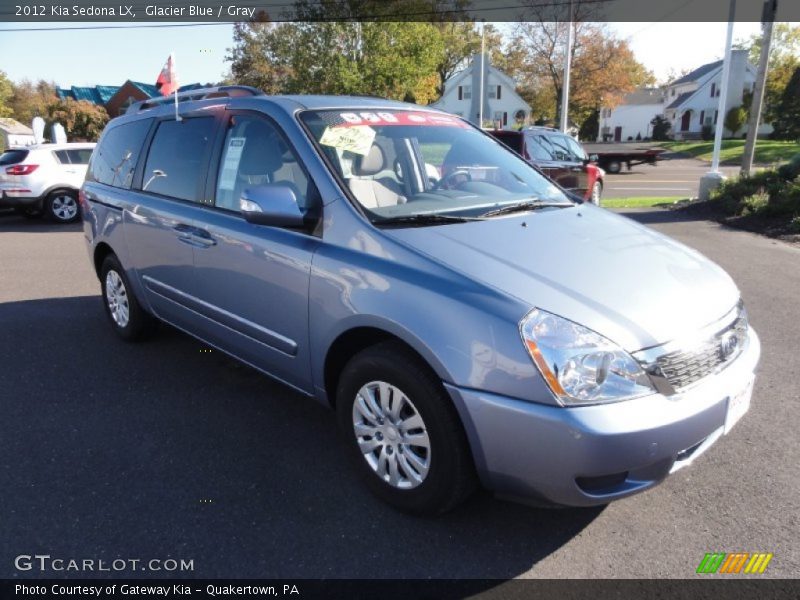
[585,143,743,199]
[1,209,798,580]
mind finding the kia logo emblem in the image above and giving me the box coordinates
[719,332,739,360]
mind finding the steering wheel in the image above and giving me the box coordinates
[435,169,472,190]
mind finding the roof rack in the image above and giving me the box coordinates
[126,85,264,114]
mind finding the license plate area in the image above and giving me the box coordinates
[724,376,754,434]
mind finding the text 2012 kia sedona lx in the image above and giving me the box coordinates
[82,87,760,514]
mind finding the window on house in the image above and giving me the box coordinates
[700,110,705,126]
[711,83,716,97]
[488,87,496,99]
[463,85,472,100]
[497,85,502,100]
[458,86,463,100]
[503,112,508,126]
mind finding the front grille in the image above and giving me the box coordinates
[652,309,748,392]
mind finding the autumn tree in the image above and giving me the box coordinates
[510,5,654,128]
[735,23,800,125]
[724,105,747,137]
[8,79,56,126]
[226,1,446,103]
[46,98,109,141]
[0,70,13,118]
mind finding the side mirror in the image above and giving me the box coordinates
[240,184,305,228]
[588,153,599,163]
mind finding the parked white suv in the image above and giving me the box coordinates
[0,143,95,223]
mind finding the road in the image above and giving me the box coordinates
[1,211,798,580]
[584,143,741,200]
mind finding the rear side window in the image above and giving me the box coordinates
[142,117,215,203]
[64,149,93,164]
[90,120,151,188]
[0,149,29,165]
[491,132,523,155]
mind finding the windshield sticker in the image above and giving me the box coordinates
[218,137,246,191]
[328,111,469,128]
[319,125,376,156]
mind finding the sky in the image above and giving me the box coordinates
[0,21,767,89]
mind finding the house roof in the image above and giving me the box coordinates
[56,85,120,105]
[666,91,695,110]
[669,60,722,87]
[0,118,34,135]
[622,88,665,105]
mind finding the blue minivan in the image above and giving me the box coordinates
[82,86,760,514]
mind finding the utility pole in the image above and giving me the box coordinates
[699,0,737,200]
[479,21,486,128]
[741,0,777,176]
[560,1,575,134]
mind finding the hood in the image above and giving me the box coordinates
[385,205,740,351]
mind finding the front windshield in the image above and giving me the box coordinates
[300,110,572,222]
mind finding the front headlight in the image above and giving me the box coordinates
[520,309,656,406]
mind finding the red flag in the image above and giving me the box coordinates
[156,54,177,96]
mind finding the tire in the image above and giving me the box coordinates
[336,341,477,515]
[45,190,80,223]
[605,160,622,174]
[591,181,602,206]
[100,254,157,342]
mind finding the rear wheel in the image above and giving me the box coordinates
[591,181,603,206]
[336,341,476,515]
[100,255,157,341]
[605,160,622,174]
[45,190,80,223]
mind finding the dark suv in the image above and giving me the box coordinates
[488,127,604,205]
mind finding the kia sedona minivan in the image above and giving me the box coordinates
[82,86,760,515]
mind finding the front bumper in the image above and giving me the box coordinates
[446,327,760,507]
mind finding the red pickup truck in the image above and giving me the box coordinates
[488,127,605,205]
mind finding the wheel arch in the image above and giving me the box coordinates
[321,324,452,409]
[93,242,115,279]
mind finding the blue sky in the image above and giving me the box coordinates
[0,21,765,88]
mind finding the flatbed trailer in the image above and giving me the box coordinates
[592,149,665,174]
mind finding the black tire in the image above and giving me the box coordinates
[100,254,157,341]
[45,189,80,223]
[336,341,477,515]
[605,160,622,174]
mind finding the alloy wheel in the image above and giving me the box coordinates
[105,270,130,328]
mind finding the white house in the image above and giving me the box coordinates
[432,53,531,129]
[598,88,665,142]
[0,118,36,149]
[663,49,771,140]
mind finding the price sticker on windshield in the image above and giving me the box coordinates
[319,125,376,156]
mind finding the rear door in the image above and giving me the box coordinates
[118,111,223,331]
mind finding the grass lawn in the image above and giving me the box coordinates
[602,196,687,208]
[659,140,798,164]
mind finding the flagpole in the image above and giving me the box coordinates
[173,52,181,122]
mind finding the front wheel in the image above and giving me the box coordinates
[45,190,80,223]
[100,255,157,341]
[336,341,476,515]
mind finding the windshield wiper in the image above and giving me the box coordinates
[480,200,573,218]
[374,213,484,227]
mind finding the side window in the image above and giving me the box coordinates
[141,117,215,202]
[53,150,70,164]
[67,149,93,165]
[527,135,554,161]
[90,119,151,188]
[214,115,311,212]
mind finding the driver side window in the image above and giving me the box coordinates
[215,115,311,212]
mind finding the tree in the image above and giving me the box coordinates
[45,98,109,141]
[430,22,505,97]
[772,66,800,141]
[650,115,671,141]
[510,10,654,127]
[0,70,13,118]
[226,17,443,103]
[724,105,747,137]
[8,79,56,126]
[735,23,800,124]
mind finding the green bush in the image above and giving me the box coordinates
[710,168,800,218]
[777,153,800,182]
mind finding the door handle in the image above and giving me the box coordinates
[189,228,217,248]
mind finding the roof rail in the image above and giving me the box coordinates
[126,85,264,114]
